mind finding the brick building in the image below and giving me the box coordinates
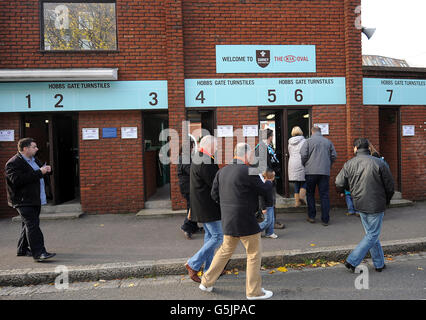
[0,0,425,218]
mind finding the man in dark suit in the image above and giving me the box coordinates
[199,143,274,300]
[185,135,222,283]
[5,137,56,262]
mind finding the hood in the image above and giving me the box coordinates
[289,135,305,145]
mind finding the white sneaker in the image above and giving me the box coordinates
[247,288,273,300]
[199,283,213,292]
[265,233,278,239]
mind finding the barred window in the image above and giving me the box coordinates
[41,1,117,51]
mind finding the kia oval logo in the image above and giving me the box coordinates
[284,55,296,63]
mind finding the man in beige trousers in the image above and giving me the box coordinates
[199,143,274,300]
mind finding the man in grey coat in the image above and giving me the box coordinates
[300,126,337,225]
[335,138,394,272]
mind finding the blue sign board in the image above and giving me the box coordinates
[102,127,117,138]
[363,78,426,105]
[185,77,346,107]
[0,80,168,112]
[216,45,316,73]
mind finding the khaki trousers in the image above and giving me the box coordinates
[201,232,262,297]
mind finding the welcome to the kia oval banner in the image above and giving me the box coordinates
[216,45,316,73]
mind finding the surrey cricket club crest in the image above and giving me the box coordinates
[256,50,270,68]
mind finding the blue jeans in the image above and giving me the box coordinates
[346,212,385,269]
[305,174,330,223]
[345,194,356,214]
[259,207,275,236]
[187,220,223,272]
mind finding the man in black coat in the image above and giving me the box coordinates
[185,135,222,283]
[199,143,274,300]
[336,138,394,273]
[5,137,56,262]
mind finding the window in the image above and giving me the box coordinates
[41,1,117,51]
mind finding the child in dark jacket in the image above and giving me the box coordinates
[258,169,278,239]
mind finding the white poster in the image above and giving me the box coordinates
[314,123,329,135]
[0,129,14,141]
[243,125,258,137]
[402,125,415,136]
[217,125,233,138]
[82,128,99,140]
[121,127,138,139]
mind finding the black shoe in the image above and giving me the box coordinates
[17,250,32,257]
[375,264,386,272]
[182,230,192,240]
[344,261,356,273]
[34,252,56,262]
[321,221,329,226]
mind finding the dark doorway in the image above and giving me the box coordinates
[142,111,170,201]
[22,113,79,204]
[187,109,216,145]
[259,110,284,195]
[379,107,401,191]
[259,108,311,197]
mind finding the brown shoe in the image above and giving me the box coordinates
[185,263,201,283]
[274,221,285,229]
[306,218,315,223]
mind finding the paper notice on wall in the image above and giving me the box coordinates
[314,123,329,135]
[0,129,14,141]
[121,127,138,139]
[243,125,258,137]
[82,128,99,140]
[217,125,233,137]
[402,125,415,136]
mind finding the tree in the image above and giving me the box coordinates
[43,2,117,51]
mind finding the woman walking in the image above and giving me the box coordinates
[288,126,307,207]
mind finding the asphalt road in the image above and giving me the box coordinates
[1,252,425,301]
